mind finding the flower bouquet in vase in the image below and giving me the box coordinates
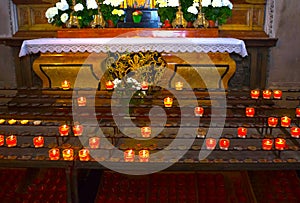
[132,10,143,23]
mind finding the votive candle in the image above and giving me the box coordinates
[290,127,300,138]
[268,117,278,127]
[105,81,114,90]
[237,127,247,138]
[59,124,69,136]
[6,135,17,147]
[124,149,135,162]
[175,82,183,91]
[194,107,204,117]
[262,90,272,99]
[33,136,44,148]
[141,127,151,138]
[73,124,83,136]
[77,96,86,106]
[139,149,150,162]
[262,139,273,150]
[250,90,260,99]
[245,107,255,117]
[141,81,148,90]
[89,137,100,149]
[206,138,216,150]
[273,90,282,99]
[164,97,173,108]
[61,80,70,90]
[0,135,4,146]
[275,138,286,150]
[219,138,230,150]
[79,149,90,161]
[281,116,291,127]
[296,107,300,117]
[49,148,60,160]
[62,148,74,161]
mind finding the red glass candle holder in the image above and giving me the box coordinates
[268,117,278,127]
[273,90,282,99]
[194,107,204,117]
[59,124,69,136]
[262,90,272,99]
[49,148,60,160]
[0,134,4,146]
[281,116,291,127]
[6,135,17,147]
[290,127,300,138]
[61,80,70,90]
[89,137,100,149]
[175,81,183,91]
[164,97,173,108]
[205,138,216,150]
[296,107,300,117]
[124,149,135,162]
[141,127,151,138]
[72,124,83,136]
[219,138,230,150]
[79,149,90,161]
[139,150,150,162]
[105,81,114,90]
[62,148,74,161]
[237,127,247,138]
[33,136,44,148]
[77,96,86,106]
[262,139,273,150]
[250,90,260,99]
[141,81,148,90]
[275,138,286,150]
[245,107,255,117]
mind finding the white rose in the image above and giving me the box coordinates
[60,13,69,23]
[193,2,199,7]
[56,1,69,11]
[103,0,110,5]
[74,3,84,12]
[45,7,58,19]
[187,6,198,15]
[201,0,211,7]
[212,0,222,7]
[86,0,98,9]
[222,0,233,9]
[168,0,179,7]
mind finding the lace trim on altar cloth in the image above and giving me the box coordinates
[19,38,248,57]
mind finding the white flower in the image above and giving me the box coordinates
[212,0,222,7]
[193,2,199,7]
[45,7,58,19]
[167,0,179,7]
[74,3,84,12]
[56,1,69,11]
[187,6,198,15]
[222,0,233,9]
[86,0,98,10]
[103,0,123,7]
[60,13,69,23]
[201,0,211,7]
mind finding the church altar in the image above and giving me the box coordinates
[19,37,247,90]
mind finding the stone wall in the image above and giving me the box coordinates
[268,0,300,89]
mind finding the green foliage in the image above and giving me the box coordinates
[157,6,177,23]
[202,5,232,25]
[180,0,197,22]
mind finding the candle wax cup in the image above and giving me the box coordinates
[6,135,17,147]
[237,127,247,138]
[33,136,44,148]
[49,148,60,160]
[206,138,216,150]
[73,125,83,136]
[124,150,135,162]
[62,149,74,161]
[219,139,230,150]
[268,117,278,127]
[59,125,69,136]
[296,108,300,117]
[141,82,148,90]
[273,90,282,99]
[245,107,255,117]
[262,139,273,150]
[164,97,173,108]
[0,135,4,146]
[194,107,204,117]
[250,90,260,99]
[291,127,300,138]
[141,127,151,138]
[280,116,291,127]
[61,80,70,90]
[262,90,272,99]
[275,138,286,150]
[77,97,86,106]
[89,137,100,149]
[106,81,114,90]
[139,150,150,162]
[175,82,183,90]
[79,149,90,161]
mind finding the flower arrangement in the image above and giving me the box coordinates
[100,0,125,25]
[155,0,179,23]
[45,0,73,27]
[132,10,143,16]
[201,0,233,25]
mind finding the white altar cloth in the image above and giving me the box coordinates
[19,38,248,57]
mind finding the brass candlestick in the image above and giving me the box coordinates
[66,0,80,28]
[172,6,187,28]
[90,2,105,28]
[193,0,208,28]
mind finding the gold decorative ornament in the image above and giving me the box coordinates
[172,6,187,28]
[90,2,106,28]
[193,0,209,28]
[66,0,80,28]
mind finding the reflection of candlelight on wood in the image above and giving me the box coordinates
[49,148,60,160]
[79,149,90,161]
[245,107,255,117]
[273,90,282,99]
[61,80,70,90]
[296,108,300,117]
[219,138,230,150]
[124,149,135,162]
[291,127,300,138]
[280,116,291,127]
[175,81,183,90]
[194,107,204,117]
[164,97,173,107]
[139,150,149,162]
[105,81,114,90]
[77,96,86,106]
[250,90,260,99]
[0,135,4,146]
[262,90,272,99]
[206,138,216,150]
[59,124,69,136]
[89,137,100,149]
[73,124,83,136]
[237,127,247,138]
[141,81,148,90]
[268,117,278,127]
[262,139,273,150]
[275,138,286,150]
[33,136,44,148]
[62,149,74,161]
[141,127,151,138]
[6,135,17,147]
